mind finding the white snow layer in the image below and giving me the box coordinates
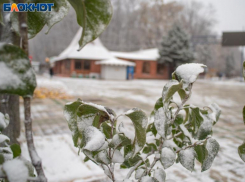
[175,63,206,85]
[83,126,105,151]
[3,159,29,182]
[160,147,176,169]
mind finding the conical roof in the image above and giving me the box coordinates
[53,29,113,62]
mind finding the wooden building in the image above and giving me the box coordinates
[52,29,168,80]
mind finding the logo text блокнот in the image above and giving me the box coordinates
[3,3,54,12]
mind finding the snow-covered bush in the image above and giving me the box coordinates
[0,112,35,182]
[64,63,222,181]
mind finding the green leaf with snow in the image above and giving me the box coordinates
[101,122,113,139]
[160,147,176,169]
[0,112,9,132]
[179,148,196,171]
[154,168,166,182]
[11,0,69,39]
[121,154,142,168]
[10,144,21,158]
[189,106,204,134]
[162,80,183,104]
[154,107,169,138]
[173,63,206,88]
[109,134,131,149]
[68,0,113,50]
[124,108,148,156]
[195,145,206,164]
[208,103,221,125]
[150,97,163,122]
[146,123,157,137]
[64,101,113,150]
[0,43,36,97]
[64,99,83,147]
[238,142,245,162]
[83,126,105,151]
[201,138,219,171]
[95,150,111,164]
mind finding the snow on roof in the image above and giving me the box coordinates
[53,29,113,62]
[111,48,160,61]
[96,58,135,67]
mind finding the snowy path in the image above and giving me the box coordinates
[20,76,245,182]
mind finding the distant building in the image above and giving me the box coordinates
[52,29,168,80]
[112,49,169,79]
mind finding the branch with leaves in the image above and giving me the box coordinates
[64,63,222,182]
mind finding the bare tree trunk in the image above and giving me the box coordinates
[0,8,21,145]
[18,0,47,181]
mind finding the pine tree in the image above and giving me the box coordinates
[158,24,194,78]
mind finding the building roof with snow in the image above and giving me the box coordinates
[111,48,160,61]
[96,58,135,67]
[52,29,113,62]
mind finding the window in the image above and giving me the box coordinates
[65,59,70,70]
[142,62,150,74]
[75,61,82,70]
[157,63,165,74]
[84,60,91,70]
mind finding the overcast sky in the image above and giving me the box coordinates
[166,0,245,35]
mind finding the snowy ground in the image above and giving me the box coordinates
[20,76,245,182]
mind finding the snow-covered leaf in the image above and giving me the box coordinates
[121,154,142,168]
[112,149,124,163]
[0,113,9,132]
[141,176,158,182]
[208,103,221,124]
[64,100,112,149]
[3,158,29,182]
[151,97,163,119]
[160,147,176,169]
[95,150,110,164]
[146,123,158,137]
[179,148,196,171]
[162,80,182,104]
[83,126,105,151]
[154,168,166,182]
[174,63,206,88]
[196,116,213,140]
[135,168,145,179]
[64,99,83,147]
[238,142,245,162]
[0,43,36,97]
[154,107,169,138]
[109,134,131,149]
[202,138,219,171]
[11,0,69,39]
[124,108,148,156]
[189,106,204,134]
[143,143,157,154]
[68,0,113,50]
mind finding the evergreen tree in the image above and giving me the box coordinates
[158,24,194,78]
